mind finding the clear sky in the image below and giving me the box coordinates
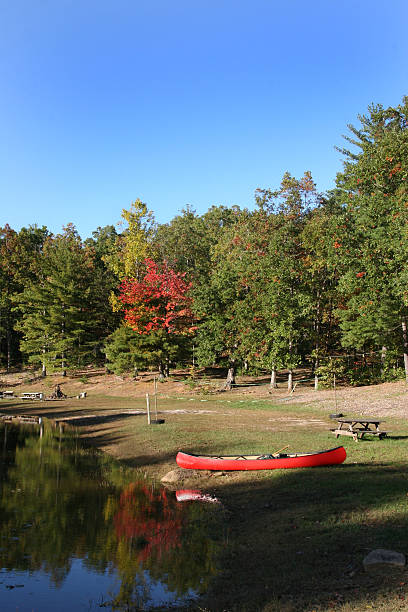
[1,0,407,239]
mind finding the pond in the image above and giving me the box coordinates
[0,422,224,611]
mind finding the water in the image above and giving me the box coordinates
[0,423,222,611]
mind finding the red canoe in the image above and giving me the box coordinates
[176,446,346,471]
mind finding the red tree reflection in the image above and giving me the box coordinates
[114,483,184,562]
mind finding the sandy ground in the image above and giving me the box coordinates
[1,367,407,419]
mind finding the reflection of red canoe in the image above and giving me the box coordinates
[176,490,220,503]
[176,446,346,471]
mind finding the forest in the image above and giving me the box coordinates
[1,97,408,390]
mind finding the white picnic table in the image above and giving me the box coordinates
[20,392,44,400]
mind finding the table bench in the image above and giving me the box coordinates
[332,417,389,442]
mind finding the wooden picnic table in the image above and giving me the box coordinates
[332,417,389,441]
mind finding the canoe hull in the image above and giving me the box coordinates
[176,446,346,471]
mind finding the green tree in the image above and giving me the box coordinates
[105,323,186,377]
[335,97,408,380]
[85,225,122,362]
[155,204,238,282]
[192,207,253,389]
[0,224,49,370]
[253,172,319,389]
[17,225,99,375]
[300,194,345,387]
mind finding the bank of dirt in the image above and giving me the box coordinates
[1,366,407,416]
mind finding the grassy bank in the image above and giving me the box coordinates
[1,389,408,611]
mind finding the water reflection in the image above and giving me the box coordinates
[176,490,220,504]
[0,423,222,611]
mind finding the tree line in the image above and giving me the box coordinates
[1,96,408,388]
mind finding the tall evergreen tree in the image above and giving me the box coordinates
[335,97,408,380]
[0,224,49,370]
[17,225,98,375]
[85,225,123,362]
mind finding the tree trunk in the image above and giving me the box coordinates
[158,362,165,381]
[287,339,294,391]
[61,313,66,376]
[270,368,277,389]
[61,354,66,377]
[401,320,408,383]
[314,297,321,391]
[380,346,387,376]
[221,363,236,391]
[288,369,293,391]
[6,328,11,373]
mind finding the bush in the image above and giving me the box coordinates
[315,358,348,388]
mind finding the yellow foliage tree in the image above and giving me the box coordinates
[103,199,157,310]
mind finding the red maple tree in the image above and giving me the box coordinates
[118,258,195,335]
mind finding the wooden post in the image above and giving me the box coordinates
[146,393,151,425]
[154,377,158,419]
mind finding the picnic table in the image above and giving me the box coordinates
[1,413,42,424]
[20,392,44,400]
[332,417,389,442]
[0,391,14,398]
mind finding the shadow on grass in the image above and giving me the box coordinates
[0,401,146,425]
[57,412,145,427]
[183,459,408,612]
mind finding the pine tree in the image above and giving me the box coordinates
[17,226,98,375]
[335,97,408,380]
[0,224,49,369]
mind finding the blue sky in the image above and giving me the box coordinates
[1,0,407,238]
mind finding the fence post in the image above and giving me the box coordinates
[146,393,151,425]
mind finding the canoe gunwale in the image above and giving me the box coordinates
[192,446,345,461]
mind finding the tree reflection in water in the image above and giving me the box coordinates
[114,483,184,562]
[0,423,222,610]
